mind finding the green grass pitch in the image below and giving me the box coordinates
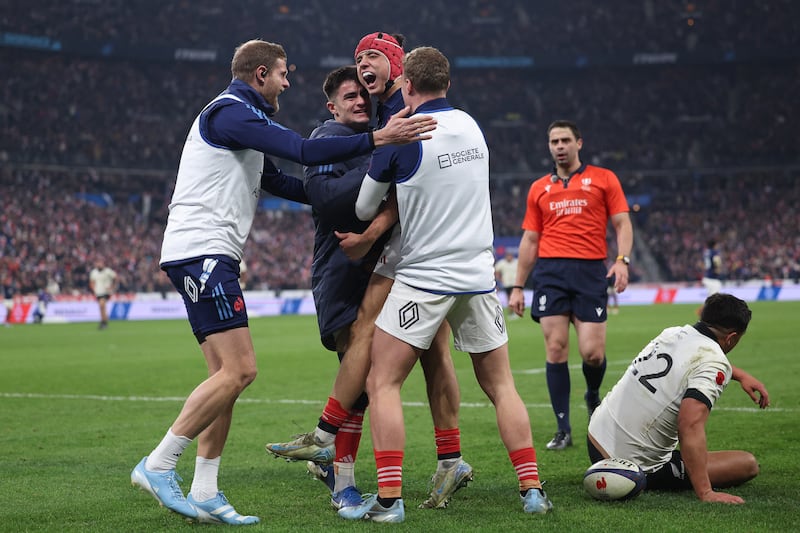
[1,301,798,532]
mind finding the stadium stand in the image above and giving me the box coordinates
[1,1,798,294]
[4,1,798,57]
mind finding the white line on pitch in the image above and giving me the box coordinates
[0,392,784,413]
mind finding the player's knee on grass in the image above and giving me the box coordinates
[739,452,760,482]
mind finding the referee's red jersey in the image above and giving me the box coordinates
[521,164,629,260]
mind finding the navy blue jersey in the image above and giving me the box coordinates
[304,119,389,350]
[375,89,405,129]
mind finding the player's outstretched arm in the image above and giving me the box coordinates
[731,366,770,409]
[372,106,436,146]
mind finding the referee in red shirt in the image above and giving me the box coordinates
[509,120,633,451]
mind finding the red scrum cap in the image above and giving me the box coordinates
[354,32,404,82]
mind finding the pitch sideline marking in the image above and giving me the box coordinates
[0,391,785,413]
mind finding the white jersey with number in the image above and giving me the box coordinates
[588,324,732,472]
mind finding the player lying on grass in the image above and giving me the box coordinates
[588,293,769,504]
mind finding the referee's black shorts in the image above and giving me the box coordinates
[531,258,608,323]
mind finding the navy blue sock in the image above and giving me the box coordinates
[546,361,571,433]
[583,357,607,396]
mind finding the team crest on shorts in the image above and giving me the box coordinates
[398,301,420,329]
[494,305,505,334]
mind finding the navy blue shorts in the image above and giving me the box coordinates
[530,258,608,323]
[162,255,248,343]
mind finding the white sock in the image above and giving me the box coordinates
[313,427,336,447]
[190,456,221,502]
[145,429,192,472]
[333,462,355,493]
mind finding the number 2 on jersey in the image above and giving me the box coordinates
[631,353,673,393]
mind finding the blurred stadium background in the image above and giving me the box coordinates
[1,0,798,322]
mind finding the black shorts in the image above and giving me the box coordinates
[645,451,693,491]
[162,255,248,343]
[531,258,608,323]
[587,437,693,491]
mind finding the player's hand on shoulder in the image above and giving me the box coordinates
[375,106,436,146]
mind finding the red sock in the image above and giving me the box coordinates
[319,396,351,431]
[374,449,403,498]
[434,427,461,458]
[509,447,540,491]
[334,410,364,462]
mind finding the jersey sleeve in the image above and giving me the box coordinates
[604,170,630,216]
[204,103,373,166]
[685,354,732,409]
[521,178,546,232]
[304,163,369,219]
[260,166,309,205]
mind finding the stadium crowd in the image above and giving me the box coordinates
[3,165,798,296]
[2,49,798,176]
[4,0,798,57]
[635,171,800,283]
[0,168,315,295]
[1,1,798,296]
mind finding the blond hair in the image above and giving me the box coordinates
[231,39,286,80]
[403,46,449,95]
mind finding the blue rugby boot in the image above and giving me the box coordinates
[131,456,198,520]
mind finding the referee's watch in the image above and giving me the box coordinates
[617,255,631,265]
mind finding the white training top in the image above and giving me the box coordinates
[160,95,264,264]
[588,324,732,472]
[357,103,495,294]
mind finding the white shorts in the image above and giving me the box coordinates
[373,225,401,280]
[376,280,508,352]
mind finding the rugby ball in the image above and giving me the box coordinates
[583,458,646,501]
